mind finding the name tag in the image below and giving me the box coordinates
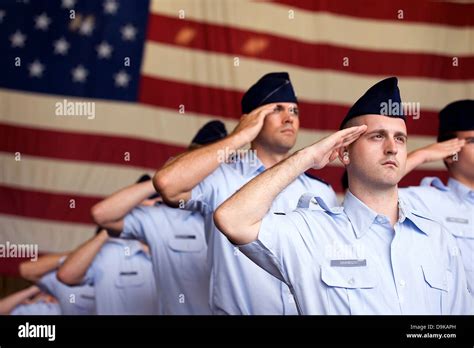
[446,217,469,224]
[330,259,367,267]
[175,234,196,239]
[119,271,138,276]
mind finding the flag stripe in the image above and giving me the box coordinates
[0,214,94,254]
[267,0,474,27]
[0,185,99,224]
[151,0,474,55]
[139,75,441,136]
[0,152,154,197]
[142,43,474,111]
[147,13,474,80]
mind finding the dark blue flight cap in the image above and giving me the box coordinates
[190,120,228,146]
[438,100,474,141]
[241,72,298,114]
[136,174,160,199]
[340,77,405,129]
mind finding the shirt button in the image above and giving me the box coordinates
[399,280,406,287]
[348,278,355,285]
[376,216,383,223]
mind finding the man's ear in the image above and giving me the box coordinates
[338,147,350,165]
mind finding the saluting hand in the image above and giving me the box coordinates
[308,125,367,170]
[231,104,275,144]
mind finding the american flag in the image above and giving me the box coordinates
[0,0,473,275]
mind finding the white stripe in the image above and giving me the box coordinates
[0,214,94,253]
[0,90,445,172]
[142,43,474,111]
[0,152,153,197]
[150,0,474,55]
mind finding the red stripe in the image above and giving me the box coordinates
[139,76,440,136]
[0,185,100,224]
[266,0,474,27]
[146,14,474,80]
[0,123,186,169]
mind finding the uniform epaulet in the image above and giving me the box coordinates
[304,171,330,186]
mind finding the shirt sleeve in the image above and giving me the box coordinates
[185,169,220,214]
[37,272,57,295]
[238,210,314,286]
[122,206,149,242]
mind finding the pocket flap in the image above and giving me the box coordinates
[168,234,204,252]
[421,264,448,292]
[114,270,145,288]
[321,264,377,289]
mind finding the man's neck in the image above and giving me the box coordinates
[349,180,399,226]
[250,143,290,169]
[450,172,474,190]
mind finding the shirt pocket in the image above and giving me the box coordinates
[321,265,378,314]
[167,234,206,282]
[168,234,205,253]
[421,263,448,314]
[114,270,146,288]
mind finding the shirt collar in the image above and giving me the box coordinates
[448,177,474,202]
[421,176,448,191]
[343,190,428,239]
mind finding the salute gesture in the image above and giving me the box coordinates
[215,125,366,245]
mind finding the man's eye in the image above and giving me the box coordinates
[290,108,299,115]
[373,134,383,139]
[396,137,406,143]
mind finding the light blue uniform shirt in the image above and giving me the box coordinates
[11,300,61,315]
[239,191,471,315]
[38,270,95,315]
[186,152,338,314]
[83,238,159,315]
[122,204,211,314]
[401,177,474,297]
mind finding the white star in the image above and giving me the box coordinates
[61,0,76,9]
[53,37,70,55]
[103,0,119,15]
[34,12,51,31]
[28,60,45,78]
[10,30,26,48]
[79,17,94,36]
[71,65,88,83]
[120,24,137,41]
[0,10,6,23]
[114,70,130,88]
[96,41,113,59]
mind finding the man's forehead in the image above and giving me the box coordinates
[357,114,407,133]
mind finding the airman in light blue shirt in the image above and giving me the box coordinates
[122,204,211,314]
[239,191,470,314]
[83,238,159,315]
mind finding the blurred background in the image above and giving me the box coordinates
[0,0,473,296]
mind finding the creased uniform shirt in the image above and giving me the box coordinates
[83,238,159,315]
[239,191,471,315]
[185,152,338,314]
[122,204,211,314]
[401,177,474,298]
[38,270,95,315]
